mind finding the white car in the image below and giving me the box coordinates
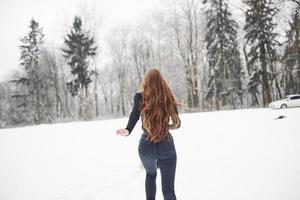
[269,94,300,109]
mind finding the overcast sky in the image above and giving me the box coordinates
[0,0,292,82]
[0,0,161,81]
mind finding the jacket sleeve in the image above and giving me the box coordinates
[169,106,181,130]
[125,93,141,135]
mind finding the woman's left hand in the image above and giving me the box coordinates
[116,128,129,136]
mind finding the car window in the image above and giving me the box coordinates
[290,96,300,100]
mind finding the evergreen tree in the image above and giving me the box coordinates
[247,68,262,106]
[282,8,300,94]
[62,16,97,119]
[18,18,44,124]
[204,0,244,110]
[243,0,280,106]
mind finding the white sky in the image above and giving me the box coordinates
[0,0,291,82]
[0,0,161,81]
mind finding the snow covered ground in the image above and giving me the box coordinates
[0,108,300,200]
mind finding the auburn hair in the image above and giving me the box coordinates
[139,68,181,143]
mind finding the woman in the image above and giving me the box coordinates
[116,68,181,200]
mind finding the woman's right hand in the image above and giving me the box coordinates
[116,128,129,136]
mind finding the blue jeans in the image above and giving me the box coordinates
[138,132,177,200]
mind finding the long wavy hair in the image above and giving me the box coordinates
[140,68,181,143]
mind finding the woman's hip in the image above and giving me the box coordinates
[138,132,176,159]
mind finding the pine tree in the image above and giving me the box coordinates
[247,68,262,106]
[62,16,97,119]
[17,18,44,124]
[243,0,280,106]
[282,8,300,94]
[204,0,244,110]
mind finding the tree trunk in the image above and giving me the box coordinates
[94,67,99,118]
[260,43,272,106]
[61,69,71,118]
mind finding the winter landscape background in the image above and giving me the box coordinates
[0,0,300,199]
[0,0,299,128]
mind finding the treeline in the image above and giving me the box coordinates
[0,0,299,128]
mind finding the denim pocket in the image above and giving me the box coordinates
[138,136,151,156]
[157,136,175,156]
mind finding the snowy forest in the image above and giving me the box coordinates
[0,0,299,129]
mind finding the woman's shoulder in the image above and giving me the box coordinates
[134,91,143,101]
[135,91,143,98]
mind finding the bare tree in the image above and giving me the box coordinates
[107,26,131,116]
[168,0,202,109]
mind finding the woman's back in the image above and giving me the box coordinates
[125,91,180,142]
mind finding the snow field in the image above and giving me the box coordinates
[0,108,299,200]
